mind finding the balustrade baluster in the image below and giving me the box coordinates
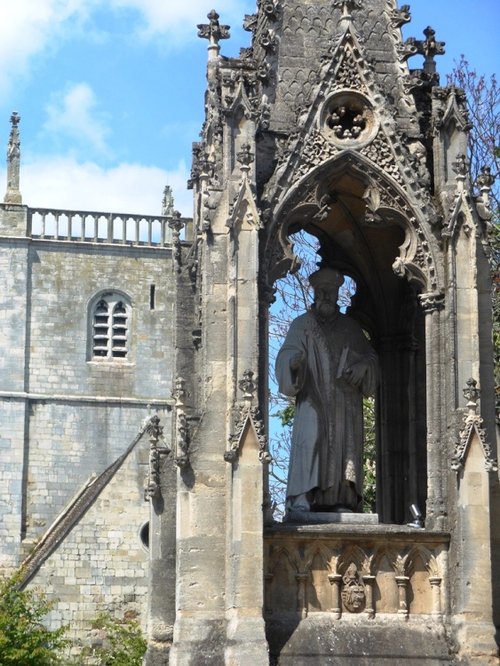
[25,207,168,248]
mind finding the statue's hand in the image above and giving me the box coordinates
[343,361,367,387]
[290,351,305,371]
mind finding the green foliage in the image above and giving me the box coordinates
[273,403,295,428]
[362,396,376,513]
[81,613,147,666]
[0,574,68,666]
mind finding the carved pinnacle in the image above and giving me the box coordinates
[161,184,175,217]
[197,10,230,59]
[4,111,22,204]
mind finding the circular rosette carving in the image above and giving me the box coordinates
[321,91,378,149]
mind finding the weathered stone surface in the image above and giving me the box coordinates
[1,1,499,664]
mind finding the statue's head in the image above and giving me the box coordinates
[309,268,343,319]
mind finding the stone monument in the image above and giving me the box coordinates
[146,2,500,664]
[276,267,378,518]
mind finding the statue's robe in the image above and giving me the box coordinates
[276,309,378,511]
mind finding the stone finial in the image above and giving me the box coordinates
[452,154,468,193]
[239,369,257,401]
[172,377,188,407]
[197,10,230,60]
[475,165,496,211]
[237,143,254,173]
[463,377,480,408]
[4,111,22,205]
[162,185,175,217]
[333,0,362,15]
[476,165,495,190]
[415,27,445,75]
[333,0,362,27]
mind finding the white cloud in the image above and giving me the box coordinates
[0,157,192,217]
[0,0,94,103]
[0,0,249,102]
[109,0,248,39]
[43,82,110,156]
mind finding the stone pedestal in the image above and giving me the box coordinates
[285,510,379,525]
[265,524,450,664]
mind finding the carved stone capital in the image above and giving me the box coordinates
[419,291,444,313]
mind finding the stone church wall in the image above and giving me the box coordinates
[26,431,152,652]
[0,230,174,642]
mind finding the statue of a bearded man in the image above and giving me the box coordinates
[275,267,378,515]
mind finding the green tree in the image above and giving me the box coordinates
[81,613,147,666]
[0,574,68,666]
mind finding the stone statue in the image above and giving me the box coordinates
[275,267,378,515]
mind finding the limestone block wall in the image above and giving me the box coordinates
[0,239,30,566]
[0,400,27,565]
[0,239,174,554]
[24,403,161,547]
[26,242,173,398]
[26,433,152,654]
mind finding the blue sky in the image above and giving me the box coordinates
[0,0,498,217]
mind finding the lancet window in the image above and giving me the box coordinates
[91,293,130,359]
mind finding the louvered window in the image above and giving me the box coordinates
[91,295,130,359]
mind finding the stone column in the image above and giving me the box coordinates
[419,292,446,530]
[328,573,342,619]
[395,575,409,619]
[296,572,309,619]
[363,574,376,619]
[429,576,442,619]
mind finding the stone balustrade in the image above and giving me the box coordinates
[28,206,174,247]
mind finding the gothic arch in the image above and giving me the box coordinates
[263,150,434,524]
[265,150,440,295]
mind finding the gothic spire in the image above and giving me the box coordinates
[4,111,22,205]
